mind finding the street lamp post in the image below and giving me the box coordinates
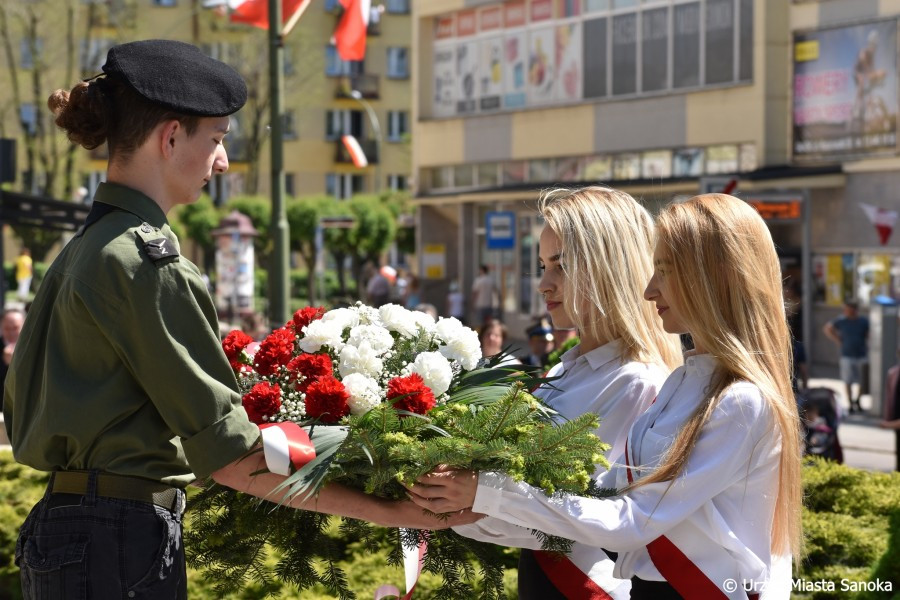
[349,90,382,194]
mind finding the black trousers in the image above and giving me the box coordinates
[630,577,684,599]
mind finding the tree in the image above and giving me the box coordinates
[173,195,222,273]
[0,0,117,260]
[323,195,397,300]
[286,195,329,305]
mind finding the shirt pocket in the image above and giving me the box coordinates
[636,428,675,469]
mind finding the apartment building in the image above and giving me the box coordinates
[2,0,413,201]
[411,0,900,376]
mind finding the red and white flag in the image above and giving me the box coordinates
[342,135,368,168]
[228,0,311,33]
[860,203,899,245]
[333,0,371,61]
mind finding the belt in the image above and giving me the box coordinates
[50,471,183,513]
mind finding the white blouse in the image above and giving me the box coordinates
[454,340,667,599]
[467,354,790,600]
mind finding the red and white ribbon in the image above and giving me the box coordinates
[258,422,316,475]
[373,531,427,600]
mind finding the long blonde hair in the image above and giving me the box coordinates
[634,194,802,557]
[537,186,682,370]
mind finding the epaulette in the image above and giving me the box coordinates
[134,222,179,264]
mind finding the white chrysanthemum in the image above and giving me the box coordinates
[407,351,453,396]
[435,317,481,371]
[409,310,436,334]
[299,319,346,353]
[321,307,359,331]
[339,341,383,378]
[347,324,394,355]
[342,373,382,415]
[379,304,419,338]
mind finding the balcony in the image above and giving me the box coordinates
[335,74,380,100]
[335,138,379,165]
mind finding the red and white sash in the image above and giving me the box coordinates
[624,439,759,600]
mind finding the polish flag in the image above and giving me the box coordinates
[342,135,368,168]
[860,203,899,245]
[333,0,371,61]
[229,0,311,33]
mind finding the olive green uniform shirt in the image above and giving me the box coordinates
[3,182,260,486]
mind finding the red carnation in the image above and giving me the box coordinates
[287,353,334,393]
[303,376,350,424]
[223,330,254,371]
[289,306,326,336]
[242,382,282,425]
[254,328,296,376]
[387,374,436,415]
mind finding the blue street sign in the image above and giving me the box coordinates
[486,211,515,249]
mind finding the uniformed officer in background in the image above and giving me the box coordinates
[3,39,472,599]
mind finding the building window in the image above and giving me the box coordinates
[385,0,410,14]
[325,109,364,140]
[386,110,408,142]
[326,173,365,199]
[387,174,408,190]
[386,47,409,79]
[19,38,42,69]
[282,110,298,140]
[19,104,38,136]
[285,172,296,197]
[427,0,752,117]
[325,45,364,77]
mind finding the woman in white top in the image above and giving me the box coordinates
[409,194,803,600]
[455,187,682,599]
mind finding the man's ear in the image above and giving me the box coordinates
[158,119,181,159]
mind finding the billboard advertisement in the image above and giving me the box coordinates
[793,20,898,159]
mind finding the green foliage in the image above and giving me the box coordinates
[9,227,62,263]
[0,451,48,599]
[174,195,221,252]
[797,457,900,599]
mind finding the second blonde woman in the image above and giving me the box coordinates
[452,186,681,599]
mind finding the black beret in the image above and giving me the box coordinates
[102,39,247,117]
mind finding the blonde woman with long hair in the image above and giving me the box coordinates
[410,194,802,599]
[451,186,681,599]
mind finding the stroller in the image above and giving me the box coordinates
[798,387,844,463]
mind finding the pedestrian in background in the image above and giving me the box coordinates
[0,308,24,412]
[446,280,465,323]
[471,264,498,325]
[14,248,33,302]
[823,301,870,413]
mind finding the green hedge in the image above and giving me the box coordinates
[1,451,897,599]
[796,457,900,599]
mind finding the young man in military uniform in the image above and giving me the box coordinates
[3,40,473,599]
